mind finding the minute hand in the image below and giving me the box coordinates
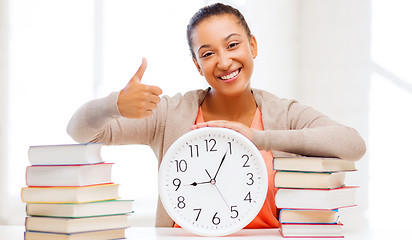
[213,149,228,180]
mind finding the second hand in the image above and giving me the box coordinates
[205,169,230,210]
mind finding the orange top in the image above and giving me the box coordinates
[174,107,280,228]
[244,108,280,228]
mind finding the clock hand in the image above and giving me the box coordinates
[205,169,212,179]
[213,184,231,210]
[205,169,229,209]
[185,170,215,187]
[205,169,217,185]
[188,180,210,186]
[213,148,229,180]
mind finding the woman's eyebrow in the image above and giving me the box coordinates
[224,33,241,41]
[197,44,211,54]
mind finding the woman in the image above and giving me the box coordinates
[67,3,366,228]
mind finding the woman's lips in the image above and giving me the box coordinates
[218,68,241,83]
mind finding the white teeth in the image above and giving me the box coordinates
[220,69,239,80]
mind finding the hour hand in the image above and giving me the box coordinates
[188,180,210,186]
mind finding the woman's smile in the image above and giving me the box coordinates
[218,68,241,83]
[191,13,257,97]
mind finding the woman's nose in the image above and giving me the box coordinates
[217,53,232,70]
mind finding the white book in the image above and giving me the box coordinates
[25,214,129,234]
[26,163,112,187]
[28,143,103,165]
[274,171,346,189]
[26,200,134,218]
[273,156,356,172]
[279,209,339,224]
[275,186,358,210]
[280,222,344,238]
[24,228,126,240]
[21,183,119,203]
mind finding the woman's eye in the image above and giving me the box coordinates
[228,42,239,49]
[201,52,213,58]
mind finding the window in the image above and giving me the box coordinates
[369,0,412,229]
[6,0,96,224]
[4,0,206,225]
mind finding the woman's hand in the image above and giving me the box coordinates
[192,120,253,141]
[117,58,163,119]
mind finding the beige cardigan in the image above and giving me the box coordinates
[67,88,366,226]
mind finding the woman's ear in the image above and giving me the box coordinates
[250,35,258,59]
[192,58,204,76]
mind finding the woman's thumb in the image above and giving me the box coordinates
[131,57,147,83]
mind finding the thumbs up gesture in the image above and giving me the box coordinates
[117,58,163,119]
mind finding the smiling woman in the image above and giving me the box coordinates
[189,13,258,125]
[2,0,373,229]
[67,2,365,229]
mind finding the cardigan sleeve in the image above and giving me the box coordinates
[66,91,160,146]
[252,99,366,161]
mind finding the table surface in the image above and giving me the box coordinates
[0,225,407,239]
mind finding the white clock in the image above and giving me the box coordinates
[159,127,268,236]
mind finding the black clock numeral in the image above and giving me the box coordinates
[212,212,221,225]
[193,208,202,221]
[174,159,187,172]
[189,144,199,158]
[228,141,232,154]
[242,154,250,167]
[205,138,217,152]
[172,178,181,191]
[230,205,239,218]
[246,173,254,186]
[177,196,186,209]
[244,191,252,203]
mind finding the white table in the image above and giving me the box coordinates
[0,225,407,239]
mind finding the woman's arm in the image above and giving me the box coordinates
[252,126,366,161]
[67,91,160,145]
[67,91,122,144]
[192,102,366,161]
[67,58,162,145]
[254,100,366,161]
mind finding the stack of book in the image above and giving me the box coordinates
[273,156,358,238]
[21,143,133,240]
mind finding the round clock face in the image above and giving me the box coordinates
[159,127,268,236]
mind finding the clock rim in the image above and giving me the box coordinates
[158,127,269,237]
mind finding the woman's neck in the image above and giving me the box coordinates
[201,88,257,125]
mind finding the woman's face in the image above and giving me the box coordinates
[191,14,257,97]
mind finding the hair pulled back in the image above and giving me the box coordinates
[186,3,252,59]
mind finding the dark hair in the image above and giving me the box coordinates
[186,3,252,59]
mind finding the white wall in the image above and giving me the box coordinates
[243,0,371,228]
[0,0,10,224]
[299,0,370,228]
[217,1,371,228]
[244,0,300,98]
